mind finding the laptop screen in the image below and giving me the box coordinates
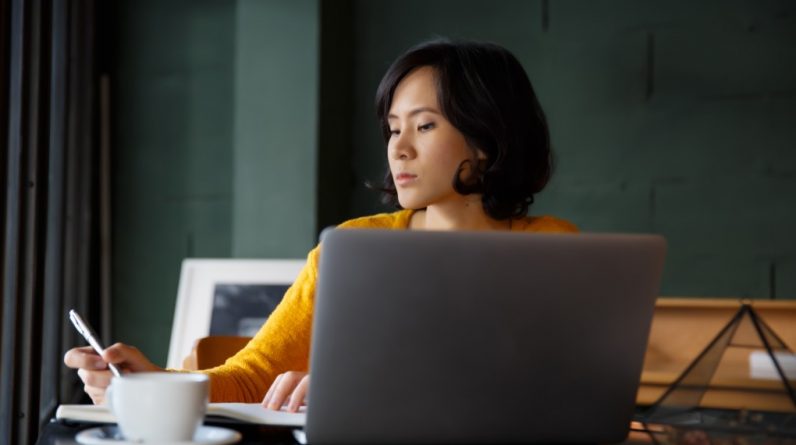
[308,229,666,444]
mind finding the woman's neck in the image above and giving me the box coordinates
[409,197,511,231]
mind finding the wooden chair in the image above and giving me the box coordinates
[182,335,252,370]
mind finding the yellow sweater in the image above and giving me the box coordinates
[200,209,577,402]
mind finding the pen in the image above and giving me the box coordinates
[68,309,122,377]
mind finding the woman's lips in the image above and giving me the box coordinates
[394,173,417,186]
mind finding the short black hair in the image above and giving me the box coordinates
[373,38,552,220]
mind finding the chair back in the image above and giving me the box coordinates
[183,335,252,370]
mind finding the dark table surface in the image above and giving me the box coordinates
[37,419,302,445]
[37,408,796,445]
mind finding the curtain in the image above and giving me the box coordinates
[1,0,108,443]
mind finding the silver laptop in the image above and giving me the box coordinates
[306,229,666,444]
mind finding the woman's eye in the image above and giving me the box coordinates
[389,129,400,137]
[418,122,435,132]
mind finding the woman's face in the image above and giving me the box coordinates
[387,66,482,210]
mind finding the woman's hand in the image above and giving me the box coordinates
[63,343,162,404]
[262,371,309,412]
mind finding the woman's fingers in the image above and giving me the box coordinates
[64,346,106,370]
[286,375,309,413]
[75,368,114,405]
[262,371,308,411]
[83,382,109,405]
[266,373,299,410]
[262,373,284,408]
[64,343,162,405]
[77,368,113,389]
[102,343,161,373]
[64,343,160,374]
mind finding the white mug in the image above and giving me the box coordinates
[107,372,209,442]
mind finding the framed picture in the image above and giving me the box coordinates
[166,258,305,369]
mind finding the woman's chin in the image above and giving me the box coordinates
[397,198,425,210]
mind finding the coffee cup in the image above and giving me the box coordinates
[107,372,209,442]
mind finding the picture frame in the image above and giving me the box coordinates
[166,258,306,369]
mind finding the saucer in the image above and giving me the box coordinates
[76,425,241,445]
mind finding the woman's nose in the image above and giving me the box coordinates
[390,132,416,160]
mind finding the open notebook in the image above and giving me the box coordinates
[56,403,306,428]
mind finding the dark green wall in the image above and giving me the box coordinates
[345,0,796,299]
[232,0,319,257]
[112,0,796,365]
[112,0,319,364]
[112,0,236,364]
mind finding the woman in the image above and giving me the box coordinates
[64,38,577,413]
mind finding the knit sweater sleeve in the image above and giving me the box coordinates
[197,211,408,402]
[199,246,320,403]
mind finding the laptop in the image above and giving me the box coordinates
[306,229,666,444]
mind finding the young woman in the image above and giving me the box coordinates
[64,39,577,413]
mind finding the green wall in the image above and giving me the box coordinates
[232,0,319,257]
[112,0,796,365]
[346,0,796,299]
[112,0,236,364]
[112,0,319,364]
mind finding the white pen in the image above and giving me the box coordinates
[68,309,122,377]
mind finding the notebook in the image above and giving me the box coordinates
[306,229,667,444]
[55,402,305,427]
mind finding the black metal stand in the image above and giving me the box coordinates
[638,302,796,438]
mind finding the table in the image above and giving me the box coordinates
[36,419,300,445]
[36,409,796,445]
